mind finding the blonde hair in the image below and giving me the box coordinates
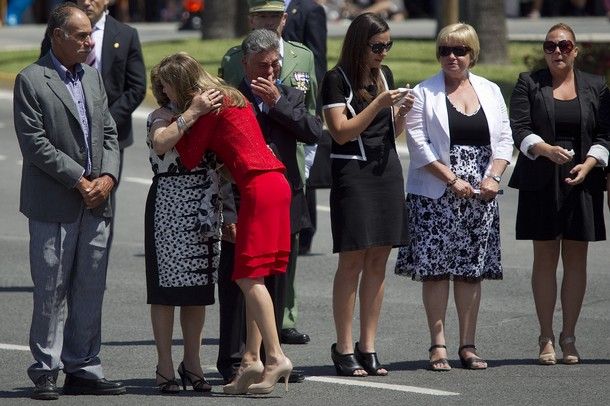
[436,23,480,68]
[150,52,246,112]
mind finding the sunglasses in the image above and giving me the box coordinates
[368,41,393,54]
[543,40,574,54]
[438,45,470,57]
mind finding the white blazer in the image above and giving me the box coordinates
[404,70,513,199]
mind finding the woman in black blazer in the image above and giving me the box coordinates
[509,23,610,366]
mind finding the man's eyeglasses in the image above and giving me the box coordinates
[368,41,393,54]
[438,45,470,57]
[542,40,574,54]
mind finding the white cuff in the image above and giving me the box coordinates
[520,134,545,159]
[586,144,609,167]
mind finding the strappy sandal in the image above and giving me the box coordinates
[331,343,368,377]
[538,335,557,365]
[458,345,487,370]
[177,362,212,392]
[428,344,451,371]
[156,367,180,394]
[559,334,580,365]
[354,342,388,376]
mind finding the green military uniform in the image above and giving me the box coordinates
[219,37,316,332]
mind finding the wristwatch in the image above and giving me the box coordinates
[489,174,501,183]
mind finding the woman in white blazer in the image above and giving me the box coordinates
[394,23,513,371]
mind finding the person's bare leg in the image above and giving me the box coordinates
[357,246,391,374]
[559,239,587,360]
[532,240,560,356]
[236,278,289,373]
[180,306,205,378]
[454,280,486,368]
[332,251,364,353]
[151,304,176,383]
[423,279,450,368]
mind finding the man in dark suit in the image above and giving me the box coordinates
[41,0,146,250]
[14,3,124,400]
[282,0,329,257]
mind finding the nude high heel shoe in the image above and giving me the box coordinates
[248,357,293,395]
[222,360,264,395]
[559,334,580,365]
[538,336,557,365]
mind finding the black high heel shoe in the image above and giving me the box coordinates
[155,367,180,394]
[177,362,212,392]
[331,343,368,377]
[354,342,388,376]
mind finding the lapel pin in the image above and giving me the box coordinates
[114,42,120,48]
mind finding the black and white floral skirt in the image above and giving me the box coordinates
[395,145,503,282]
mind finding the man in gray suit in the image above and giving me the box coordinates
[13,3,124,400]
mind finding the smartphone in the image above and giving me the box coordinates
[394,85,411,106]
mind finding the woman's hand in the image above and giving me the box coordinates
[398,89,415,115]
[479,177,500,201]
[187,89,223,119]
[534,143,573,165]
[450,178,475,199]
[375,89,412,109]
[564,156,597,185]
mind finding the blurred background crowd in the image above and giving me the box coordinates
[2,0,610,27]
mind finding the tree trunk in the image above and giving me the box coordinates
[201,0,238,39]
[234,0,250,37]
[471,0,508,64]
[436,0,459,34]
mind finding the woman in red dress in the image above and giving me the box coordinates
[153,52,293,395]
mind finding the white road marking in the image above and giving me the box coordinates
[305,376,460,396]
[123,176,152,185]
[0,343,30,351]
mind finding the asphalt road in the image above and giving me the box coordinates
[1,79,610,406]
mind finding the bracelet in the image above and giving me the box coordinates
[176,115,187,132]
[446,176,458,187]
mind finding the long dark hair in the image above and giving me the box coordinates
[336,13,389,102]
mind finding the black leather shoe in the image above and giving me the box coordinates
[31,375,59,400]
[280,328,310,345]
[63,374,126,396]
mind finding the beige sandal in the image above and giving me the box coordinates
[538,336,557,365]
[559,334,580,365]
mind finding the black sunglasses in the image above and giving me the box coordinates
[438,45,470,57]
[543,40,574,54]
[368,41,393,54]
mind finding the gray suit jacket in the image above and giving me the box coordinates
[13,52,120,222]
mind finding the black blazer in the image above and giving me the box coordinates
[41,15,146,149]
[238,80,323,232]
[282,0,327,86]
[508,68,610,192]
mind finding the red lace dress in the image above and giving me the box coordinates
[176,105,291,280]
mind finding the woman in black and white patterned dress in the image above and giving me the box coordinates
[394,23,513,371]
[144,63,224,393]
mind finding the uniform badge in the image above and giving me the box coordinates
[293,71,310,93]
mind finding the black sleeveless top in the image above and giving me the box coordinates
[446,97,490,147]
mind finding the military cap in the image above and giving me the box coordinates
[249,0,285,13]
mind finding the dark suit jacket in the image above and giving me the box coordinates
[238,80,323,232]
[13,53,120,222]
[41,15,146,149]
[283,0,327,86]
[508,68,610,192]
